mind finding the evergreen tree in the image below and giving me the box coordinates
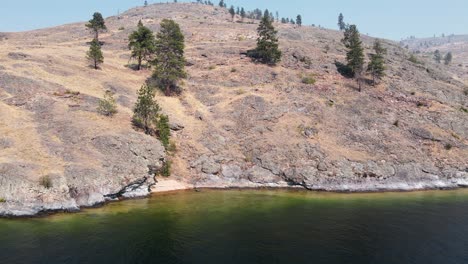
[296,15,302,27]
[218,0,224,7]
[338,13,346,31]
[144,0,148,6]
[133,84,160,134]
[240,8,246,21]
[87,38,104,69]
[128,20,156,70]
[434,50,442,63]
[343,25,365,91]
[86,12,107,41]
[98,90,117,116]
[157,114,171,149]
[444,52,453,65]
[247,11,282,65]
[152,19,186,96]
[367,39,387,86]
[229,5,236,21]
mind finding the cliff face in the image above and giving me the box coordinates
[0,3,467,216]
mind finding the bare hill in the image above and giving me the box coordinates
[0,3,467,216]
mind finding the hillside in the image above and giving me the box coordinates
[401,34,468,80]
[0,3,467,216]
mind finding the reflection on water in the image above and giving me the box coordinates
[1,189,468,264]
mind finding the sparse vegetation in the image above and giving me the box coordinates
[301,74,316,85]
[151,19,187,96]
[97,90,117,116]
[408,54,422,65]
[230,67,237,73]
[39,175,53,189]
[444,143,453,150]
[160,160,172,177]
[0,198,6,203]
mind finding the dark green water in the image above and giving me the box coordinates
[2,189,468,264]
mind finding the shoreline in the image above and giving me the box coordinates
[2,178,468,219]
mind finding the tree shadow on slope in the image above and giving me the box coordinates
[334,61,354,78]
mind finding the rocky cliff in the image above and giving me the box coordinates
[0,3,467,216]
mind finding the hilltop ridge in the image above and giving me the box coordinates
[0,3,467,216]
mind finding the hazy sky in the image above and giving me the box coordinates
[0,0,466,40]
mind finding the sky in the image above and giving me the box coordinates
[0,0,467,40]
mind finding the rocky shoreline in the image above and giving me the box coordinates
[2,173,468,218]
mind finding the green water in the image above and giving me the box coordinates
[1,189,468,264]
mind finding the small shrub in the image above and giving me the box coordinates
[444,143,453,150]
[0,198,6,203]
[167,141,177,154]
[208,65,216,70]
[230,67,237,73]
[460,107,468,113]
[39,176,53,189]
[236,88,246,95]
[416,101,425,107]
[408,54,423,65]
[393,120,400,127]
[327,99,335,107]
[324,44,330,53]
[160,160,171,177]
[97,90,118,116]
[118,26,125,31]
[65,89,80,96]
[302,76,316,85]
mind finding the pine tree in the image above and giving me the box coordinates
[229,6,236,21]
[128,20,156,70]
[218,0,224,7]
[343,25,365,91]
[338,13,346,31]
[247,11,282,65]
[434,50,442,63]
[98,90,117,116]
[86,12,107,41]
[367,39,387,86]
[87,38,104,69]
[157,114,171,149]
[240,8,246,22]
[444,52,453,65]
[144,0,148,6]
[296,15,302,27]
[152,19,186,96]
[133,84,160,134]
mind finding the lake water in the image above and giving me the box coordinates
[1,189,468,264]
